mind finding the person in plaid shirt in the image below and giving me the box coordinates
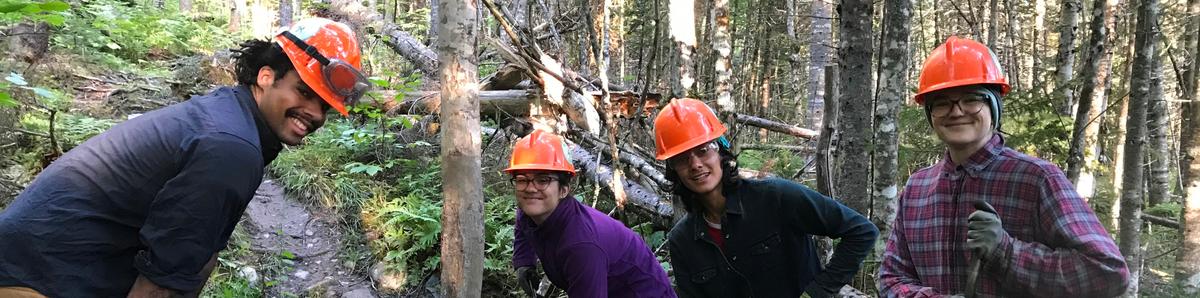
[877,36,1130,297]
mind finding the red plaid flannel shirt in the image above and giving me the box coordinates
[878,134,1129,297]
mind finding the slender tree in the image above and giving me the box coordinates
[1178,0,1200,293]
[279,0,293,27]
[1066,0,1119,202]
[1118,0,1158,295]
[807,0,833,130]
[872,0,910,247]
[836,0,874,214]
[437,0,484,294]
[1055,0,1081,115]
[713,0,734,149]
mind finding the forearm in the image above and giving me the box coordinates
[985,235,1129,296]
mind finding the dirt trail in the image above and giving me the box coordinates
[245,178,377,298]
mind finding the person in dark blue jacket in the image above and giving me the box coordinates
[653,99,879,298]
[509,130,676,297]
[0,18,371,297]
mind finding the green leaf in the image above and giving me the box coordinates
[0,92,16,108]
[38,1,69,11]
[280,250,296,259]
[41,14,64,26]
[0,2,30,13]
[5,73,27,86]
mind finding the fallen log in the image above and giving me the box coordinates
[566,140,674,227]
[1141,213,1180,230]
[376,90,536,116]
[575,132,669,188]
[329,0,439,77]
[740,144,815,153]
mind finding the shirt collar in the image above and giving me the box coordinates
[235,85,283,166]
[938,133,1004,177]
[689,184,745,240]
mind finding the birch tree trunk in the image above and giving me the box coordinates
[1118,0,1157,295]
[713,0,734,149]
[1066,0,1118,202]
[437,0,484,294]
[836,0,874,214]
[669,0,697,99]
[871,0,910,248]
[230,0,246,33]
[807,0,833,130]
[1177,0,1200,293]
[1055,0,1081,115]
[279,0,292,27]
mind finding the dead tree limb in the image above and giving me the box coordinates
[566,140,673,227]
[735,114,819,139]
[378,90,536,116]
[329,0,439,76]
[740,144,814,152]
[576,132,669,187]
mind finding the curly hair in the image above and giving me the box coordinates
[663,143,741,214]
[231,39,295,87]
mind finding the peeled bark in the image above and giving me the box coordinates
[836,0,875,214]
[436,0,484,294]
[713,0,734,146]
[1118,0,1157,295]
[1055,0,1081,115]
[230,0,246,32]
[669,0,697,98]
[873,0,910,245]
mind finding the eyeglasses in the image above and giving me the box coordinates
[279,31,372,106]
[510,175,558,191]
[927,93,989,118]
[668,141,719,169]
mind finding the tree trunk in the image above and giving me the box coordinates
[836,0,874,214]
[713,0,734,148]
[986,0,998,47]
[428,0,439,45]
[669,0,697,99]
[1110,91,1128,230]
[1032,0,1046,95]
[180,0,192,14]
[807,0,833,130]
[1066,0,1117,202]
[230,0,246,33]
[1118,0,1157,295]
[436,0,483,294]
[1178,0,1200,293]
[872,0,910,250]
[279,0,292,27]
[815,64,839,265]
[1055,0,1081,115]
[1146,47,1169,208]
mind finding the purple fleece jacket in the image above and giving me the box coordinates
[513,195,676,297]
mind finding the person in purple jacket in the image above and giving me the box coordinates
[508,130,676,298]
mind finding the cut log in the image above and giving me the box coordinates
[329,0,439,77]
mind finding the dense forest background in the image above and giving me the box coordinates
[1,0,1197,297]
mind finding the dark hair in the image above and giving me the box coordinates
[232,39,295,87]
[663,143,741,214]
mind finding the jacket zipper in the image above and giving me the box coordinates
[952,167,967,293]
[704,223,754,297]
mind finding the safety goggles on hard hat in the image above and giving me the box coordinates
[279,31,372,105]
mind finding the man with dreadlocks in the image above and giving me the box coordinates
[877,36,1129,297]
[0,18,370,297]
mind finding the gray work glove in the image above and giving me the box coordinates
[515,266,538,297]
[966,201,1006,260]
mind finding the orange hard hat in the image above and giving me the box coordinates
[505,130,576,175]
[274,18,369,116]
[914,36,1010,104]
[653,98,727,160]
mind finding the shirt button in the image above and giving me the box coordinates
[724,234,730,239]
[732,256,738,261]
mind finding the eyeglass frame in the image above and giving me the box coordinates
[509,174,563,192]
[667,141,720,169]
[926,92,990,118]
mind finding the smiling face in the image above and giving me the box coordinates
[925,85,994,151]
[511,170,570,224]
[668,141,723,197]
[253,67,330,146]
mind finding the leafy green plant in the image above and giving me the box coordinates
[0,0,69,26]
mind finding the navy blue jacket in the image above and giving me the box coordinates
[0,86,282,296]
[667,178,879,298]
